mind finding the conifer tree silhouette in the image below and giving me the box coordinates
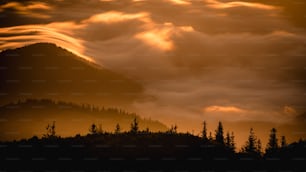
[266,128,279,153]
[130,118,139,133]
[44,121,56,138]
[202,121,208,140]
[209,132,213,141]
[215,121,224,144]
[230,132,236,151]
[225,131,231,147]
[257,139,262,155]
[242,128,261,155]
[281,136,287,148]
[89,123,97,134]
[115,123,121,134]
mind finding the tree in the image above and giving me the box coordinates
[168,124,178,134]
[281,136,287,148]
[208,132,213,141]
[145,127,150,133]
[242,128,259,154]
[225,131,235,151]
[202,121,208,140]
[44,121,56,138]
[225,132,231,147]
[215,121,224,144]
[257,139,262,155]
[89,123,97,134]
[130,118,139,133]
[230,132,236,151]
[266,128,279,152]
[115,123,121,134]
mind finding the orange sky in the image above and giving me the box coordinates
[1,0,306,148]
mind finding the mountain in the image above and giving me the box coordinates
[0,43,143,107]
[0,99,168,141]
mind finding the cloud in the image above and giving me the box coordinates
[204,105,245,113]
[167,0,191,5]
[0,24,91,62]
[82,11,149,24]
[1,0,306,144]
[0,1,52,19]
[135,22,194,51]
[205,0,277,10]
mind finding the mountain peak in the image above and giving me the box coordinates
[0,42,143,106]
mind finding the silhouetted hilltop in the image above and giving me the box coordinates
[0,131,305,170]
[0,99,167,141]
[264,140,306,160]
[0,132,236,161]
[0,43,143,106]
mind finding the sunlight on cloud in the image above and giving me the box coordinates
[82,11,149,24]
[283,106,298,117]
[167,0,191,5]
[135,23,194,51]
[0,2,52,18]
[0,24,92,62]
[204,105,245,113]
[205,0,276,10]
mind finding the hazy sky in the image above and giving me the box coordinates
[1,0,306,147]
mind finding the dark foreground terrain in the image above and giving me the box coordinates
[1,133,305,171]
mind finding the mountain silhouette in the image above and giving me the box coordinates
[0,99,167,141]
[0,43,143,107]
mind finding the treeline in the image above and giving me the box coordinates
[4,98,137,116]
[42,119,293,155]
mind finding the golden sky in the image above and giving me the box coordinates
[1,0,306,147]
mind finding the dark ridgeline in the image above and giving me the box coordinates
[0,119,305,171]
[0,43,143,106]
[0,99,167,141]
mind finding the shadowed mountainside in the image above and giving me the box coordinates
[0,43,143,107]
[0,99,167,141]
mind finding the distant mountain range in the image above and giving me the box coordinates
[0,99,168,141]
[0,43,167,141]
[0,43,143,107]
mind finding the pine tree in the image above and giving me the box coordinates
[44,121,56,138]
[50,121,56,137]
[215,121,224,144]
[230,132,236,151]
[202,121,208,140]
[145,127,150,133]
[89,123,97,134]
[242,128,258,154]
[266,128,279,152]
[281,136,287,148]
[115,123,121,134]
[225,132,231,147]
[257,139,262,155]
[168,124,178,134]
[130,118,139,134]
[209,132,213,141]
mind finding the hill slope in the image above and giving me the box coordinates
[0,43,143,107]
[0,99,168,141]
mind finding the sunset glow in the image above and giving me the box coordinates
[0,0,306,149]
[205,0,276,10]
[204,106,245,113]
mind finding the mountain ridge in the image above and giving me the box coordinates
[0,98,168,141]
[0,42,143,107]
